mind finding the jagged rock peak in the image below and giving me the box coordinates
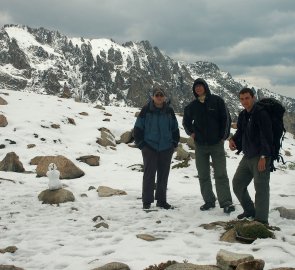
[0,24,294,133]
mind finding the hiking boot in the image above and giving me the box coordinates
[143,203,151,210]
[237,211,255,220]
[200,202,215,211]
[223,204,235,214]
[156,201,173,210]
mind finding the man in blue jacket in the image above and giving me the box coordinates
[134,86,180,210]
[183,78,234,214]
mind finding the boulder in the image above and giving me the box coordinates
[96,128,116,147]
[175,145,190,160]
[0,266,24,270]
[275,207,295,220]
[30,156,43,165]
[220,228,239,243]
[216,249,254,270]
[136,234,163,241]
[97,186,127,197]
[119,131,133,144]
[76,155,100,166]
[38,189,75,204]
[36,155,84,179]
[0,152,25,172]
[92,262,130,270]
[0,97,8,105]
[0,115,8,127]
[67,117,76,125]
[0,246,17,254]
[27,144,36,149]
[236,259,265,270]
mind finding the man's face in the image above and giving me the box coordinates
[239,92,255,111]
[194,84,205,96]
[152,91,165,106]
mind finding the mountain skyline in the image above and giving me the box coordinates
[1,24,295,135]
[1,0,295,99]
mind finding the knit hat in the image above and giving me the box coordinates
[152,86,166,96]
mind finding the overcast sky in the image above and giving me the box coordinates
[1,0,295,98]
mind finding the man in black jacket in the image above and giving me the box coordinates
[183,78,234,213]
[229,88,273,224]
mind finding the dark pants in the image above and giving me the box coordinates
[233,156,270,223]
[195,141,233,207]
[141,146,174,204]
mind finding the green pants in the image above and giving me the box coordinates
[195,141,232,207]
[232,156,270,223]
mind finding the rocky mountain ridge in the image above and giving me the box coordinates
[0,24,294,133]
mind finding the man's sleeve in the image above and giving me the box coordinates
[170,109,180,147]
[182,105,193,136]
[219,98,232,140]
[133,107,146,149]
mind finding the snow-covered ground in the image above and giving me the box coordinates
[0,90,294,269]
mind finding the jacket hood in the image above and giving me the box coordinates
[192,78,211,98]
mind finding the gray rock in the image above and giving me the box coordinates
[97,186,127,197]
[236,259,265,270]
[92,262,130,270]
[275,207,295,220]
[94,222,109,229]
[0,265,24,270]
[136,234,163,241]
[220,228,239,243]
[27,144,36,149]
[36,155,84,179]
[38,188,75,204]
[119,131,133,144]
[96,128,116,147]
[216,249,254,270]
[0,246,17,254]
[76,155,100,166]
[175,145,190,161]
[0,115,8,127]
[0,152,25,172]
[0,97,8,105]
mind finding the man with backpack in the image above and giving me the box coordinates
[183,78,235,214]
[229,87,273,224]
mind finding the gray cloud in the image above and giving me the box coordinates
[1,0,295,98]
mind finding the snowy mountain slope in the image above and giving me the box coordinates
[1,24,295,120]
[0,90,295,269]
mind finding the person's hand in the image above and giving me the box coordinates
[191,133,195,139]
[229,138,236,151]
[258,157,266,172]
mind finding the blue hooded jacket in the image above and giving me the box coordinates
[134,100,180,151]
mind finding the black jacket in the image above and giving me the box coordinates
[232,103,273,158]
[182,78,231,145]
